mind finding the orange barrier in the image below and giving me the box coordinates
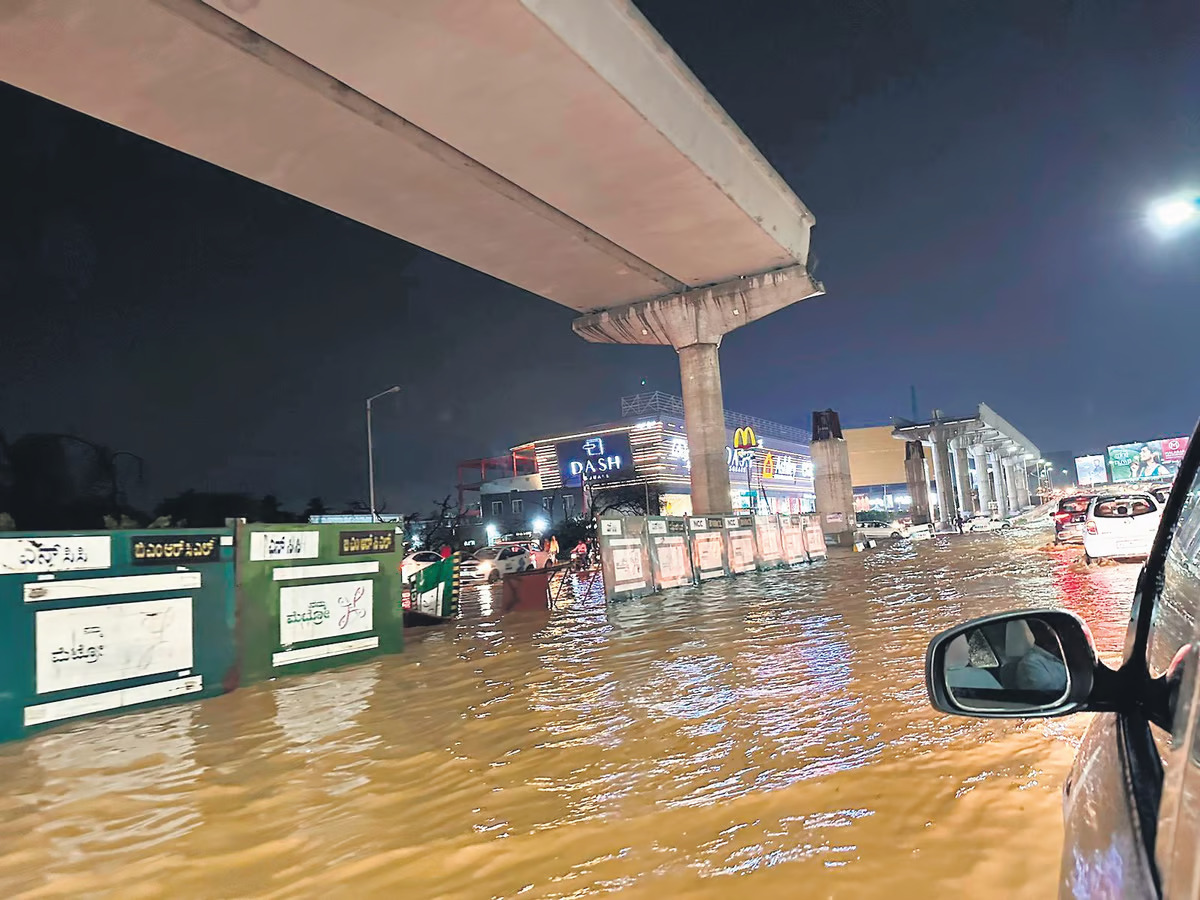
[500,568,551,613]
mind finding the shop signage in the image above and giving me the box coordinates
[0,536,112,575]
[733,427,758,450]
[337,530,395,556]
[663,434,812,483]
[555,433,635,487]
[35,597,193,694]
[130,534,221,566]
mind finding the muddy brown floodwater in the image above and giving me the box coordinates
[0,527,1139,900]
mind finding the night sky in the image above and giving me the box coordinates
[2,1,1197,514]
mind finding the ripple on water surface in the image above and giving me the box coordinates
[0,529,1137,898]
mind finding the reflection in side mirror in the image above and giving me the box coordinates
[927,610,1098,719]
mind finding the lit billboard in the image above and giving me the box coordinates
[1106,436,1190,482]
[1074,455,1107,486]
[555,432,635,487]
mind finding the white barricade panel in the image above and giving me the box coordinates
[754,516,783,567]
[597,517,652,601]
[724,515,757,575]
[687,517,728,581]
[646,518,693,591]
[803,514,828,560]
[779,514,809,564]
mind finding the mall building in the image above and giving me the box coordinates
[459,392,816,533]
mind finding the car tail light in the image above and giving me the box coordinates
[1085,521,1099,535]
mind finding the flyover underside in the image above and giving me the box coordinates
[1,0,822,514]
[0,0,812,314]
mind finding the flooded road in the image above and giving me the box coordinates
[0,527,1138,899]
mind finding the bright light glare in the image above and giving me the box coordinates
[1148,195,1200,233]
[485,523,499,542]
[532,516,549,533]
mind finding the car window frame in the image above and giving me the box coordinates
[1107,420,1200,893]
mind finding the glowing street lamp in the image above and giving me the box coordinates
[1147,193,1200,235]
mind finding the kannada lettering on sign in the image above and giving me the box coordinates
[35,597,194,694]
[0,536,112,575]
[130,534,220,566]
[249,531,320,561]
[278,579,374,646]
[338,530,395,556]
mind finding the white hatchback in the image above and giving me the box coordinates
[857,520,910,539]
[1083,493,1162,562]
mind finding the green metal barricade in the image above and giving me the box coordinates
[235,523,404,684]
[0,529,236,742]
[407,553,461,620]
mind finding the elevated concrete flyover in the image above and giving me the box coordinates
[894,404,1041,530]
[0,0,823,512]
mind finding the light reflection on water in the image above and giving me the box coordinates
[0,528,1138,898]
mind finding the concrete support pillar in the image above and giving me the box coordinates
[572,265,824,520]
[1015,463,1031,509]
[811,410,856,544]
[1004,458,1021,514]
[953,442,976,516]
[972,447,992,517]
[991,452,1008,519]
[930,429,956,531]
[904,441,932,526]
[678,342,732,515]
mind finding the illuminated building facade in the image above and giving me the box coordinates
[468,393,816,530]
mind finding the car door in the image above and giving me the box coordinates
[1062,449,1200,897]
[498,548,520,574]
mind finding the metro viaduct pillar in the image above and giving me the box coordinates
[573,264,823,515]
[971,445,993,517]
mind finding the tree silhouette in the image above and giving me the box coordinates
[0,431,144,529]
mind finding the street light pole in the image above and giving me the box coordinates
[366,385,401,522]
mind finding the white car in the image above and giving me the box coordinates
[461,545,532,583]
[1083,493,1162,562]
[401,550,444,582]
[494,540,553,569]
[857,520,910,539]
[963,515,1013,533]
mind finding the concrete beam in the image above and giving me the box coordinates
[572,264,823,348]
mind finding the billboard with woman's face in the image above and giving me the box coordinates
[1107,436,1190,482]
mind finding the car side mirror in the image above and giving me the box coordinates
[927,609,1097,718]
